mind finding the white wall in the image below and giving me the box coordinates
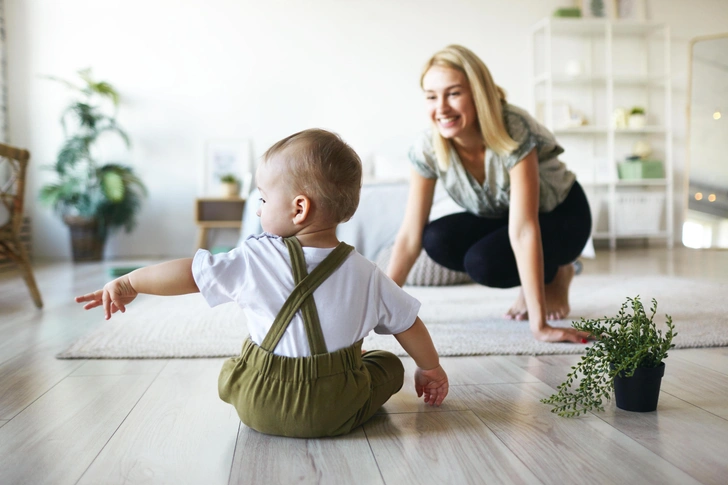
[7,0,728,260]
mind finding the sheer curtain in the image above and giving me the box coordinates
[0,0,8,209]
[0,0,6,144]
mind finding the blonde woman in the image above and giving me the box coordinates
[387,45,592,344]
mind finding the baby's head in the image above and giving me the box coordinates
[257,129,362,232]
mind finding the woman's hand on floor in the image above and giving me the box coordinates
[532,324,591,344]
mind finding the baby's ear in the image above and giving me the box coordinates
[292,194,311,224]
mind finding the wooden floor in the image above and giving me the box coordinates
[1,247,727,485]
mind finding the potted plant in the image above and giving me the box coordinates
[39,69,147,261]
[628,106,647,129]
[541,296,676,417]
[219,174,240,198]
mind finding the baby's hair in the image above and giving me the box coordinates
[263,129,362,223]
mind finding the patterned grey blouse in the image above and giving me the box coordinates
[408,103,576,217]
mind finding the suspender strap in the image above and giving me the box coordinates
[260,237,354,354]
[286,237,327,355]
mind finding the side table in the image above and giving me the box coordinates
[194,197,246,249]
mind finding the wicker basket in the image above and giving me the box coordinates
[614,193,665,235]
[64,216,106,261]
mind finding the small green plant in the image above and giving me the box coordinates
[630,106,646,115]
[541,296,676,417]
[219,174,239,184]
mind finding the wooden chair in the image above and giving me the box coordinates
[0,143,43,308]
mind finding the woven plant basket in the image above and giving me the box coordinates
[64,216,106,261]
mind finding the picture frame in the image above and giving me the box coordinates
[202,139,253,198]
[616,0,646,21]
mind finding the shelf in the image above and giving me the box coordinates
[616,179,668,187]
[533,74,669,87]
[196,221,242,229]
[580,181,613,188]
[615,231,670,239]
[593,231,669,240]
[554,127,608,134]
[539,18,608,35]
[534,18,667,36]
[615,126,666,134]
[195,197,247,249]
[552,126,666,135]
[610,20,667,35]
[613,75,670,86]
[580,179,669,188]
[532,16,673,250]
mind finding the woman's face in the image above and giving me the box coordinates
[422,65,479,140]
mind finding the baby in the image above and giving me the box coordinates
[76,128,449,438]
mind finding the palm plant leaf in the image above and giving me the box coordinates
[95,121,131,148]
[78,68,120,106]
[60,103,93,133]
[100,170,125,203]
[56,135,93,173]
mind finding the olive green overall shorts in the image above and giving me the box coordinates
[218,237,405,438]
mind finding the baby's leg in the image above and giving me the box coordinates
[351,351,404,428]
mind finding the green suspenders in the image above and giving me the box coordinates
[259,237,354,355]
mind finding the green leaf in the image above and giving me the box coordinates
[101,170,125,202]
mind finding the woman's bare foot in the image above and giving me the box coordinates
[505,263,575,321]
[544,263,574,320]
[505,289,528,321]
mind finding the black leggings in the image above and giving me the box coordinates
[422,181,592,288]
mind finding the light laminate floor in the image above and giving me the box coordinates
[1,247,727,485]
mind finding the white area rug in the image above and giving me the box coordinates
[57,275,728,359]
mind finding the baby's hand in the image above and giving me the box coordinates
[414,365,449,406]
[75,276,138,320]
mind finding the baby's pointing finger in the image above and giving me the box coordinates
[102,291,112,320]
[83,301,102,310]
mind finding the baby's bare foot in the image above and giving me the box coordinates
[505,288,529,320]
[544,263,575,320]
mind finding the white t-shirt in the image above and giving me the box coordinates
[192,233,421,358]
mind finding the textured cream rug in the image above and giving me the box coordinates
[57,275,728,359]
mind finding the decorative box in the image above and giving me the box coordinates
[617,160,664,180]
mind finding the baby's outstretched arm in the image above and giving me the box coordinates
[394,317,449,406]
[75,258,198,320]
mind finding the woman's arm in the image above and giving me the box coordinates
[508,149,586,343]
[387,170,436,286]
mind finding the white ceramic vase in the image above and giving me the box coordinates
[220,182,239,198]
[628,114,647,129]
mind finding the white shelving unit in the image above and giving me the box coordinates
[530,18,673,249]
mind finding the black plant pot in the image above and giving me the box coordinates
[614,362,665,412]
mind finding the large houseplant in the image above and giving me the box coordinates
[39,69,146,261]
[541,296,676,417]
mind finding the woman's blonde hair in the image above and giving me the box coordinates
[263,129,362,223]
[421,44,518,170]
